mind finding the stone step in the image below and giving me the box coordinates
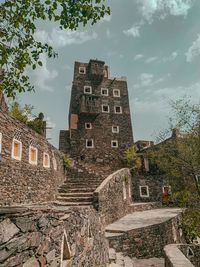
[56,196,93,202]
[53,201,92,206]
[58,188,96,193]
[58,192,93,197]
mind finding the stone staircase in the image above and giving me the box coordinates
[55,164,106,206]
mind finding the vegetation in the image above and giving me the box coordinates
[9,101,44,134]
[63,154,73,169]
[0,0,110,97]
[147,98,200,242]
[124,145,142,171]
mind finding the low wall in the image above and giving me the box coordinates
[0,110,65,205]
[0,205,109,267]
[181,245,200,267]
[93,168,132,225]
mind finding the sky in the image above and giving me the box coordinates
[18,0,200,147]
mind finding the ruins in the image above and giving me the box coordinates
[0,60,199,267]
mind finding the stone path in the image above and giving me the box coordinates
[106,208,182,233]
[108,248,164,267]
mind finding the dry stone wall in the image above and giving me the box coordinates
[0,206,109,267]
[93,168,132,225]
[0,110,65,205]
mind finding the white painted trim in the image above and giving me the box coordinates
[85,122,92,129]
[112,126,119,133]
[101,88,109,96]
[113,89,120,97]
[11,139,22,161]
[86,139,94,148]
[114,106,122,114]
[102,104,110,113]
[139,186,149,198]
[84,85,92,94]
[111,140,118,148]
[79,66,86,74]
[0,133,2,154]
[123,180,127,200]
[29,146,38,165]
[43,152,50,168]
[162,185,171,194]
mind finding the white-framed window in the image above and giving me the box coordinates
[162,186,171,194]
[29,146,38,165]
[85,123,92,129]
[113,89,120,97]
[11,139,22,161]
[114,106,122,114]
[43,152,50,168]
[84,86,92,94]
[0,133,2,154]
[86,139,94,148]
[139,186,149,198]
[79,66,86,74]
[112,126,119,133]
[111,140,118,148]
[101,88,108,96]
[123,180,126,200]
[102,104,110,113]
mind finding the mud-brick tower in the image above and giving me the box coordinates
[59,59,134,168]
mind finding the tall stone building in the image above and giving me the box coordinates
[59,59,134,166]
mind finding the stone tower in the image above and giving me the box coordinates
[59,59,134,167]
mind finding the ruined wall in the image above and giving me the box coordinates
[180,245,200,267]
[93,168,132,225]
[0,206,109,267]
[0,110,65,205]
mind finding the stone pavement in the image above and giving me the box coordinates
[106,208,182,233]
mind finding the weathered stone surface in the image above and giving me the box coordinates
[22,256,40,267]
[15,217,36,233]
[1,251,30,267]
[46,249,56,263]
[0,218,19,245]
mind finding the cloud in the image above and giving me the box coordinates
[99,14,112,23]
[186,35,200,62]
[35,28,97,48]
[136,0,194,22]
[134,54,144,60]
[145,56,158,63]
[134,73,169,88]
[163,51,178,62]
[123,25,141,38]
[33,54,58,92]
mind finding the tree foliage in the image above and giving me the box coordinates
[0,0,110,97]
[9,101,44,134]
[124,145,142,171]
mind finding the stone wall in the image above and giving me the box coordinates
[93,168,132,225]
[0,110,65,205]
[108,214,183,258]
[0,205,109,267]
[180,244,200,267]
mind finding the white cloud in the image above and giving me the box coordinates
[33,54,58,92]
[134,72,169,88]
[106,28,111,38]
[134,54,144,60]
[145,56,158,63]
[123,25,141,38]
[46,116,56,129]
[163,51,178,62]
[186,35,200,62]
[136,0,194,22]
[35,28,97,48]
[99,14,112,23]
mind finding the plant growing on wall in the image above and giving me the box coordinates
[63,154,73,170]
[0,0,110,98]
[124,145,142,171]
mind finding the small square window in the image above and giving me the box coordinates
[113,89,120,97]
[0,133,2,154]
[102,104,110,113]
[114,106,122,114]
[29,146,38,165]
[12,139,22,161]
[86,139,94,148]
[111,140,118,148]
[101,88,108,96]
[85,123,92,129]
[43,152,50,168]
[79,66,86,74]
[112,126,119,133]
[139,186,149,198]
[84,86,92,94]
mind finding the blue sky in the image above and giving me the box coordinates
[18,0,200,147]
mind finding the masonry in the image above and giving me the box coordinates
[0,107,65,205]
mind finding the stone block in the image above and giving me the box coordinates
[22,256,40,267]
[0,218,20,245]
[46,249,56,263]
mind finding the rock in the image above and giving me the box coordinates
[1,251,30,267]
[0,218,20,245]
[0,248,16,263]
[22,256,40,267]
[46,249,56,263]
[15,217,35,233]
